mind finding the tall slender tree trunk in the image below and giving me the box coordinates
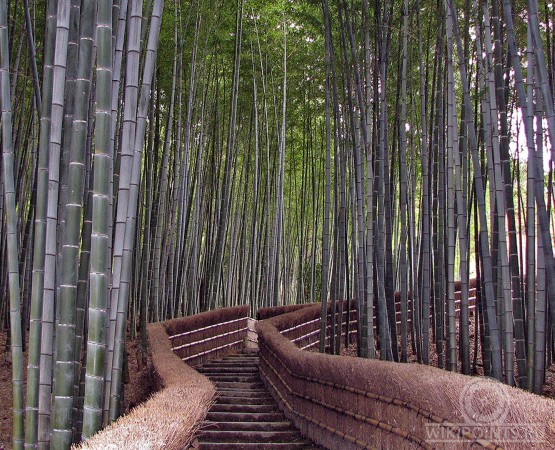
[209,0,244,309]
[51,0,96,445]
[0,1,24,445]
[446,0,502,381]
[82,0,113,437]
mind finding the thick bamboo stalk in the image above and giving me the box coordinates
[57,0,81,247]
[82,0,113,438]
[50,0,96,446]
[38,1,74,444]
[25,0,57,446]
[108,0,164,421]
[105,0,142,422]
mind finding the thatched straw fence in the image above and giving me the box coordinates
[257,304,555,450]
[76,305,249,450]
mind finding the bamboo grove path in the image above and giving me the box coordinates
[157,296,555,450]
[192,350,321,449]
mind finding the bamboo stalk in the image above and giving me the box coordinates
[0,0,24,446]
[82,0,113,438]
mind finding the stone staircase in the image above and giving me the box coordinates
[192,351,320,449]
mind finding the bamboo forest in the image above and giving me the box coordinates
[1,0,555,448]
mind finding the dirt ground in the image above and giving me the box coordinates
[0,331,153,450]
[325,310,555,401]
[339,339,555,399]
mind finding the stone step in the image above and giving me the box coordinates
[197,364,258,373]
[198,430,307,443]
[215,388,270,397]
[196,442,318,450]
[202,356,260,367]
[210,403,278,414]
[208,375,261,383]
[240,348,260,355]
[202,421,296,432]
[216,395,274,405]
[220,355,259,360]
[202,357,259,362]
[214,381,266,390]
[205,411,286,423]
[216,359,259,364]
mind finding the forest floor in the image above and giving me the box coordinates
[338,315,555,402]
[339,340,555,401]
[0,331,153,450]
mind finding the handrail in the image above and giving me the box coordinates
[168,316,246,340]
[257,304,555,450]
[75,305,249,449]
[166,305,249,366]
